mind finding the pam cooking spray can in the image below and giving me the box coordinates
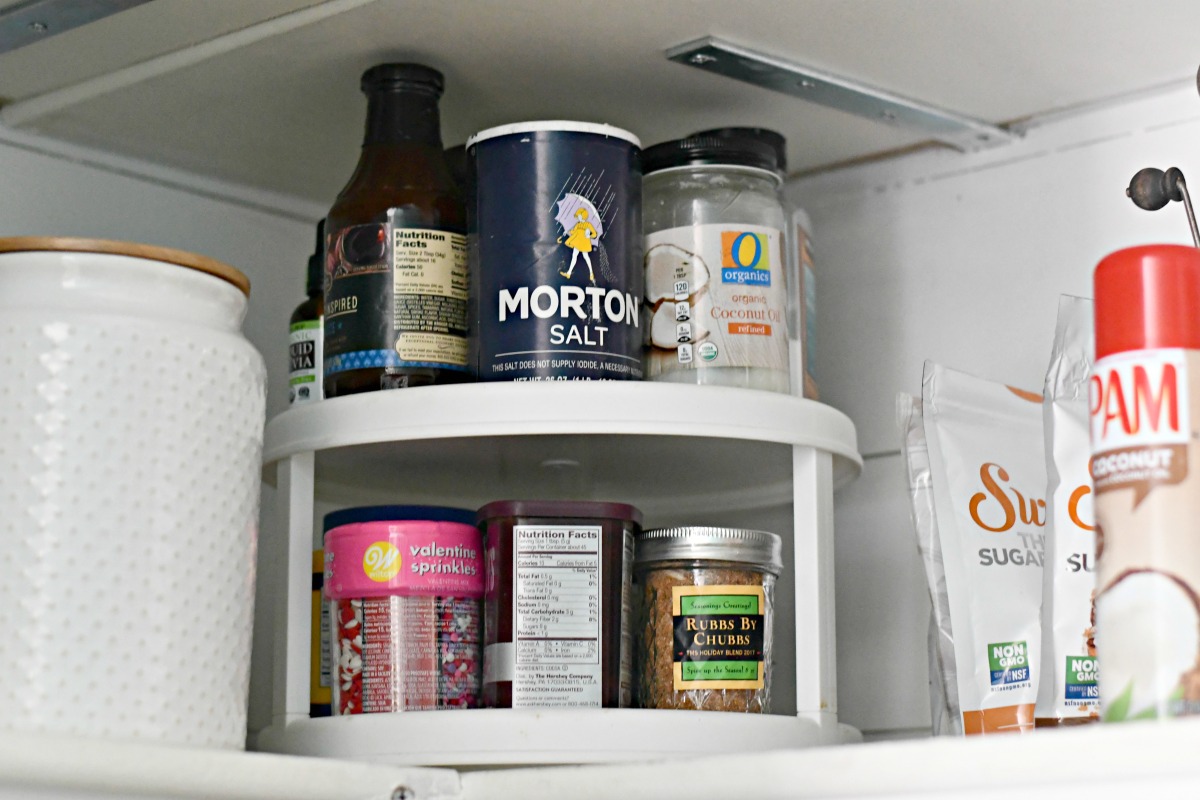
[1091,244,1200,721]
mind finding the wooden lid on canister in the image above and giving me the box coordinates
[0,236,251,297]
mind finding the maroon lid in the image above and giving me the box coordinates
[476,499,642,526]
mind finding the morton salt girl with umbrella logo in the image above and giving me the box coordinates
[467,121,644,382]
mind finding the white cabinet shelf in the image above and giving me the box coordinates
[257,382,860,767]
[18,719,1200,799]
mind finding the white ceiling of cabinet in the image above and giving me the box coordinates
[1,0,1198,206]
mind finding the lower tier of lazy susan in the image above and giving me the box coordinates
[253,708,826,767]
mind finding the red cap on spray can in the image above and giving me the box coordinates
[1094,244,1200,359]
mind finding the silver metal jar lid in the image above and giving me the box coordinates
[635,527,783,575]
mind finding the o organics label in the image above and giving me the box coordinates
[988,640,1030,686]
[720,231,771,286]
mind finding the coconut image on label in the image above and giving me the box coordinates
[1096,570,1200,720]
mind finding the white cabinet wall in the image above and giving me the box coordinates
[791,82,1200,738]
[7,46,1200,787]
[6,76,1200,747]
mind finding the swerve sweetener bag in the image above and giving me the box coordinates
[898,393,960,735]
[922,360,1046,734]
[1035,295,1099,724]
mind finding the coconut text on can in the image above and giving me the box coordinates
[1091,245,1200,722]
[467,121,644,382]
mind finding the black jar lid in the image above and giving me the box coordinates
[690,127,787,174]
[477,499,643,527]
[324,504,475,532]
[361,63,444,96]
[642,134,779,176]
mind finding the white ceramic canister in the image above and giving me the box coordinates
[0,237,266,749]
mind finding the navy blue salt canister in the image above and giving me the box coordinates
[467,121,644,382]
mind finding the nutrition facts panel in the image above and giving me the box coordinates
[513,525,602,708]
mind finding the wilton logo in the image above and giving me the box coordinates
[988,640,1030,686]
[720,231,771,286]
[1065,656,1099,700]
[363,541,401,582]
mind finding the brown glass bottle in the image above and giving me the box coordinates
[323,63,469,397]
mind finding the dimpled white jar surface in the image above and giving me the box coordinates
[0,246,265,749]
[643,165,790,393]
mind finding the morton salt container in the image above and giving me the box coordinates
[467,121,644,382]
[0,237,265,749]
[477,499,641,708]
[1091,244,1200,722]
[323,505,484,713]
[642,134,790,393]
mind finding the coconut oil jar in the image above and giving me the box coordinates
[642,134,790,393]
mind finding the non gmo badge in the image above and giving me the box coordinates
[988,640,1030,686]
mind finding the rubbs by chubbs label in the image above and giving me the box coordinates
[671,585,765,690]
[1089,349,1189,504]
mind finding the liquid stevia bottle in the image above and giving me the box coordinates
[289,220,324,405]
[323,63,469,396]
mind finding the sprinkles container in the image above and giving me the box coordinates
[324,505,483,713]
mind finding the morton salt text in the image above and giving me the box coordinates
[409,542,479,576]
[498,285,640,346]
[968,462,1046,567]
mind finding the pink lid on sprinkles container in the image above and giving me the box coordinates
[323,506,483,715]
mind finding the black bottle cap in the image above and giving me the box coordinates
[642,134,779,176]
[306,219,324,297]
[361,63,444,97]
[691,126,787,174]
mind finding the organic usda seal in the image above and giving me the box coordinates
[467,121,644,382]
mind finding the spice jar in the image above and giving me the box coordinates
[478,499,640,709]
[642,134,791,393]
[324,505,483,714]
[635,527,783,712]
